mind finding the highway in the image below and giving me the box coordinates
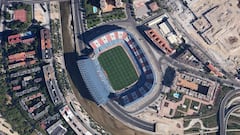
[218,89,240,135]
[225,104,240,127]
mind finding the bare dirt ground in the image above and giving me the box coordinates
[0,117,19,135]
[195,0,240,73]
[60,2,149,135]
[136,111,184,135]
[174,0,240,74]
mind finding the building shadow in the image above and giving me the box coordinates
[69,24,126,102]
[80,24,123,44]
[87,0,100,8]
[64,52,94,102]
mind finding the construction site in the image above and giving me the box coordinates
[172,0,240,74]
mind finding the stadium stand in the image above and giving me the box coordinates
[77,59,111,104]
[77,30,155,106]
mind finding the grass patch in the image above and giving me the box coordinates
[86,15,101,28]
[102,8,126,22]
[98,46,138,90]
[174,110,185,118]
[84,0,94,16]
[228,115,240,129]
[177,98,191,112]
[84,0,101,28]
[201,114,217,128]
[190,100,200,111]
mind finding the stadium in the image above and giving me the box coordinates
[77,30,155,106]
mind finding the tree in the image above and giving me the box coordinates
[3,11,11,20]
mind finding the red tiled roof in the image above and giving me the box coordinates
[40,29,52,51]
[8,51,36,63]
[145,29,174,55]
[14,9,27,22]
[8,34,22,44]
[12,85,21,91]
[8,52,26,63]
[207,63,223,77]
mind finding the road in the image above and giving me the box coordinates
[218,89,240,135]
[70,0,240,134]
[69,0,162,132]
[2,0,70,4]
[160,55,240,88]
[105,102,155,132]
[71,0,86,54]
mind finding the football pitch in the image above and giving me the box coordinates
[98,46,138,90]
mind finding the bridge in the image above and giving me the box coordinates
[218,89,240,135]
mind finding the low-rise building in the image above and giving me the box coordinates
[206,62,223,77]
[171,72,219,104]
[8,50,35,63]
[60,105,92,135]
[15,86,39,97]
[8,60,36,70]
[13,9,27,22]
[145,29,175,55]
[147,1,159,12]
[40,28,53,61]
[133,0,150,19]
[20,92,48,120]
[10,67,41,78]
[43,64,64,105]
[12,85,21,91]
[46,120,67,135]
[8,31,35,45]
[100,0,124,13]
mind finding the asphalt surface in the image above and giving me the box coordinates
[218,89,240,135]
[161,55,240,88]
[105,101,155,132]
[3,0,69,4]
[70,1,160,131]
[69,0,240,134]
[71,0,86,53]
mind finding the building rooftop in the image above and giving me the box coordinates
[176,78,198,90]
[40,29,52,60]
[46,120,67,135]
[145,29,174,55]
[8,32,35,45]
[8,51,36,63]
[206,63,223,77]
[43,64,64,105]
[8,34,21,44]
[12,85,21,91]
[148,1,159,12]
[100,0,124,13]
[14,9,27,22]
[133,0,150,19]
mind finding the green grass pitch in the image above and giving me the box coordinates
[98,46,138,90]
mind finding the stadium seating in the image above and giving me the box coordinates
[85,30,155,106]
